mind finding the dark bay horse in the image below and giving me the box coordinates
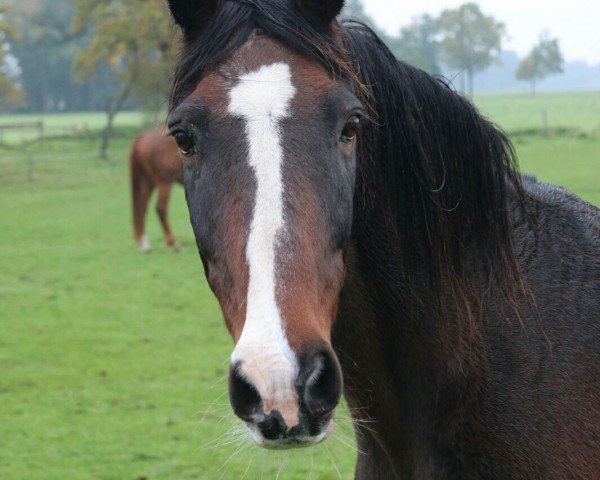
[166,1,600,478]
[130,127,183,252]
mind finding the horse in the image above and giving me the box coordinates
[166,1,600,478]
[129,127,183,252]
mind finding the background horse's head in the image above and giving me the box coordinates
[167,0,358,448]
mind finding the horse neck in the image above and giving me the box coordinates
[333,204,487,470]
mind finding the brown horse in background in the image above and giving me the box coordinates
[130,128,183,252]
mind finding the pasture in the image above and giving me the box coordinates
[1,91,599,479]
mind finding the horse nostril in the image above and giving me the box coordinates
[299,346,343,418]
[229,362,262,422]
[257,411,287,440]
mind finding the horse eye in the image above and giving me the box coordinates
[173,130,196,157]
[340,115,361,144]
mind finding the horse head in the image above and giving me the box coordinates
[167,0,358,448]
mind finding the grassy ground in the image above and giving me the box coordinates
[476,90,600,135]
[0,137,358,479]
[1,92,599,479]
[0,112,157,145]
[516,136,600,205]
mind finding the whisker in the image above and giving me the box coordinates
[274,452,289,480]
[210,373,229,389]
[334,430,366,456]
[217,448,243,478]
[205,435,244,450]
[261,449,267,480]
[194,390,230,422]
[325,443,344,480]
[307,451,314,480]
[198,430,232,451]
[217,435,251,478]
[335,413,378,434]
[198,420,244,450]
[217,413,236,426]
[240,459,253,480]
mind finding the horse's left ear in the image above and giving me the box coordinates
[296,0,345,26]
[167,0,220,37]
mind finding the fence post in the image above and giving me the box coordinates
[541,108,549,138]
[27,152,34,183]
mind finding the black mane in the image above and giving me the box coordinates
[171,0,526,327]
[342,24,526,331]
[171,0,355,107]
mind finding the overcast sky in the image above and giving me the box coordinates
[361,0,600,64]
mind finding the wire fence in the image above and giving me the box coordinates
[0,130,136,187]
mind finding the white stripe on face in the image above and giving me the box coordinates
[228,63,299,428]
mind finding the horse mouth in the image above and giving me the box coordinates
[245,417,335,450]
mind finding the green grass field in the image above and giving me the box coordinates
[476,90,600,135]
[1,92,599,479]
[0,112,150,144]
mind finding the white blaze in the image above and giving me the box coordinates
[228,63,299,427]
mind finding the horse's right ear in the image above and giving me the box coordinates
[296,0,345,26]
[167,0,220,37]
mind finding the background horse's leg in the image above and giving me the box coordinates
[130,141,155,253]
[131,171,154,253]
[156,182,180,252]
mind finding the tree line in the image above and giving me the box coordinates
[0,0,565,155]
[0,0,174,109]
[343,0,564,97]
[0,0,176,157]
[0,0,567,112]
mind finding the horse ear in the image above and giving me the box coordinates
[296,0,346,26]
[167,0,220,37]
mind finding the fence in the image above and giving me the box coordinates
[0,121,45,144]
[0,123,131,186]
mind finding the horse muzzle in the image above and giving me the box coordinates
[228,343,343,449]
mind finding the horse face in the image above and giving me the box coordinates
[168,5,359,450]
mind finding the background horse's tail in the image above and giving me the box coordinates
[130,137,153,252]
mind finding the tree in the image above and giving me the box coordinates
[393,14,441,75]
[0,1,22,108]
[6,0,121,113]
[72,0,176,158]
[437,2,505,96]
[516,32,564,95]
[341,0,372,24]
[341,0,389,39]
[341,0,407,61]
[7,0,76,112]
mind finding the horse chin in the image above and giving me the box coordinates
[245,418,335,450]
